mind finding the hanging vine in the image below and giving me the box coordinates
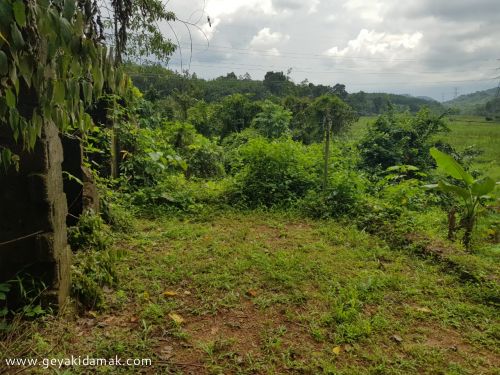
[0,0,131,171]
[0,0,179,171]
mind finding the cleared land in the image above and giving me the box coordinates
[3,212,498,374]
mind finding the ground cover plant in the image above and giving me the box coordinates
[2,212,499,374]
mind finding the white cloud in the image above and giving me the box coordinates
[308,0,320,14]
[199,0,276,40]
[343,0,385,22]
[249,28,289,56]
[250,27,290,47]
[206,0,275,18]
[325,29,423,56]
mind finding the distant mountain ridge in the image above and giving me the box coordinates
[443,87,498,113]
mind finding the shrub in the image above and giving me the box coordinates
[300,170,365,219]
[358,108,449,176]
[186,138,225,179]
[230,137,320,208]
[68,212,118,310]
[251,100,292,139]
[71,249,119,310]
[68,211,110,252]
[118,122,185,187]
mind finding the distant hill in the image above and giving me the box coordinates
[443,87,498,114]
[346,92,443,116]
[126,64,444,116]
[417,96,437,102]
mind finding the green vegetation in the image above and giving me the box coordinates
[0,2,498,373]
[428,147,496,250]
[443,87,499,117]
[3,213,499,373]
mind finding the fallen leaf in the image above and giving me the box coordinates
[169,313,185,325]
[415,307,432,313]
[130,316,138,323]
[332,346,341,355]
[163,290,178,297]
[391,334,403,343]
[246,289,258,297]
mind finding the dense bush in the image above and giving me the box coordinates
[118,121,185,187]
[300,170,365,218]
[230,137,320,207]
[251,100,292,139]
[358,108,449,176]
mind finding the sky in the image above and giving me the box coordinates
[162,0,500,101]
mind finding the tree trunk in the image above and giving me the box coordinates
[462,215,475,251]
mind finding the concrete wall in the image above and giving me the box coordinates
[0,121,71,308]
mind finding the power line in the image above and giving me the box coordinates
[166,59,495,76]
[128,71,497,87]
[174,42,497,65]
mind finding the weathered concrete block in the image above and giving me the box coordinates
[0,120,71,309]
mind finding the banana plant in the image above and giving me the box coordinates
[427,147,496,250]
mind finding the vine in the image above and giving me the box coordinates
[0,0,128,170]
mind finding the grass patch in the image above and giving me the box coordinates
[2,212,498,374]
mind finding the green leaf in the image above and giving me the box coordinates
[0,2,13,27]
[53,80,66,104]
[0,50,7,75]
[81,81,92,104]
[63,0,76,20]
[471,177,495,196]
[5,89,16,108]
[59,17,73,46]
[430,147,473,185]
[12,0,26,27]
[10,23,25,49]
[0,283,9,292]
[437,180,470,201]
[18,54,33,86]
[9,108,20,140]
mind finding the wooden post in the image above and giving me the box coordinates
[322,113,331,193]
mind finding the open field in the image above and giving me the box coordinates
[3,212,498,374]
[351,115,500,180]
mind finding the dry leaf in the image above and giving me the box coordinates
[332,346,341,355]
[246,289,258,297]
[415,307,432,313]
[163,290,178,297]
[391,334,403,343]
[169,313,185,325]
